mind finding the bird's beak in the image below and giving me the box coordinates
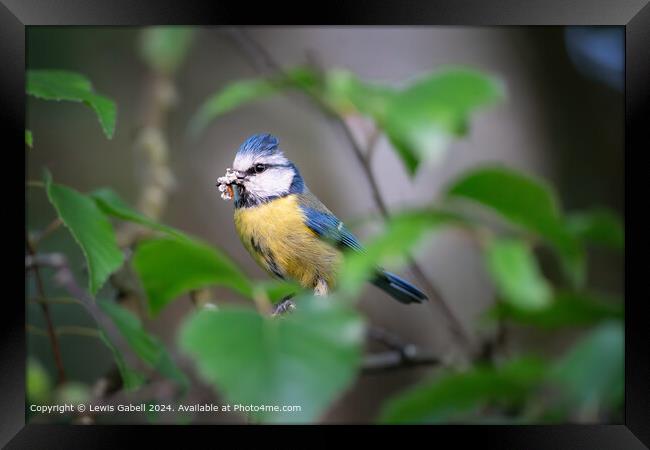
[234,171,247,182]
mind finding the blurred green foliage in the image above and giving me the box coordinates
[179,296,364,423]
[26,29,624,425]
[139,27,195,75]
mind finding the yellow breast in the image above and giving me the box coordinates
[233,195,341,289]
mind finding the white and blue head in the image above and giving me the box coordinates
[231,134,305,208]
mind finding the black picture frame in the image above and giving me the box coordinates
[6,0,649,447]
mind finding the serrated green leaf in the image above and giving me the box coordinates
[25,130,33,148]
[566,208,624,250]
[139,26,195,74]
[549,321,623,413]
[379,357,545,424]
[27,70,117,139]
[97,299,188,390]
[485,238,552,311]
[384,68,504,174]
[488,291,623,329]
[44,172,124,295]
[339,209,463,296]
[90,188,187,239]
[133,237,252,315]
[179,296,364,423]
[446,165,585,287]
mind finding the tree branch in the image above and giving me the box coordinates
[25,233,66,385]
[226,27,473,352]
[363,326,442,373]
[31,253,141,370]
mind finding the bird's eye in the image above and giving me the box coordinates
[254,164,266,174]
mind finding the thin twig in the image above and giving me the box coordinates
[33,253,141,370]
[228,28,473,352]
[364,326,442,373]
[25,233,67,385]
[27,324,102,339]
[30,218,62,247]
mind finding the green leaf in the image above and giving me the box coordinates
[97,299,188,389]
[190,67,321,137]
[139,26,195,74]
[97,331,147,390]
[489,291,623,329]
[446,165,585,287]
[25,130,33,148]
[133,237,252,315]
[548,321,623,413]
[338,209,463,296]
[484,238,552,311]
[566,208,624,250]
[90,188,187,239]
[27,70,117,139]
[45,172,124,294]
[179,296,364,423]
[321,70,396,119]
[379,357,545,424]
[190,78,279,136]
[384,68,504,174]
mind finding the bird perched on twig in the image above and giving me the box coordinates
[217,133,427,314]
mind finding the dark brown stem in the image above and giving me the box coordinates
[25,233,66,385]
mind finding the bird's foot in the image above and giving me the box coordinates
[271,297,296,316]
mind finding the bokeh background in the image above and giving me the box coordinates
[26,26,623,423]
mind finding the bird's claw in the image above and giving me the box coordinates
[271,298,296,316]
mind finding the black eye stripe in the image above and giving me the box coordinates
[247,163,290,174]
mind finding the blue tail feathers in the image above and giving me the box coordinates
[372,270,428,304]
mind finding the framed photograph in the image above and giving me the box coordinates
[6,0,648,446]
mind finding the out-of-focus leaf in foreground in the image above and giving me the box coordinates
[379,357,546,424]
[27,70,116,139]
[548,321,624,414]
[98,299,188,390]
[45,172,124,295]
[446,165,585,286]
[179,296,365,423]
[132,237,252,315]
[139,26,195,74]
[484,238,551,311]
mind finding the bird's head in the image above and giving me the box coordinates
[230,133,304,207]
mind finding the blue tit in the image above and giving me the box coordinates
[223,133,428,305]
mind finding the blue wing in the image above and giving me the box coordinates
[297,191,427,304]
[301,208,363,252]
[297,192,363,252]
